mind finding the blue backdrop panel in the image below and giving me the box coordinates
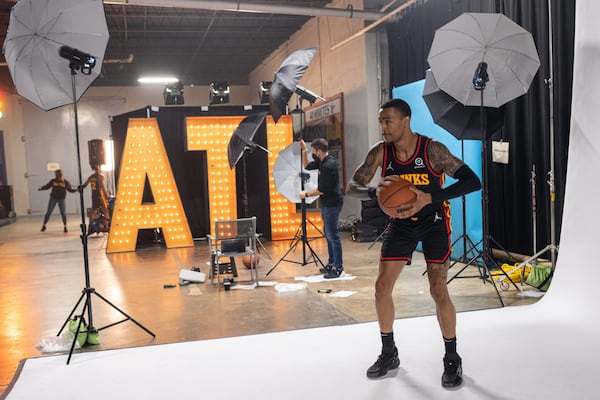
[393,81,482,260]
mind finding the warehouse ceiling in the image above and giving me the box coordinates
[0,0,392,93]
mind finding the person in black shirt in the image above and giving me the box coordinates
[299,138,344,279]
[39,169,77,232]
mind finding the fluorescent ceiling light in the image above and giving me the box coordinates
[138,76,179,84]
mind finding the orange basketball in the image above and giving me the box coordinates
[242,254,259,269]
[377,178,416,217]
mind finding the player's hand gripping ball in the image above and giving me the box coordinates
[377,177,417,218]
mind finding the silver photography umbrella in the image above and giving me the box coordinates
[2,0,109,110]
[427,13,540,107]
[273,143,319,204]
[269,47,317,123]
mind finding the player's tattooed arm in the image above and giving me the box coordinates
[346,142,384,199]
[427,140,464,178]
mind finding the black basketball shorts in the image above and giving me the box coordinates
[380,209,452,264]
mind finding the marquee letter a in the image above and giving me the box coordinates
[107,118,193,253]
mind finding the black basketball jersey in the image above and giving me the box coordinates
[381,134,450,220]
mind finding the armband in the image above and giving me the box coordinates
[368,187,377,199]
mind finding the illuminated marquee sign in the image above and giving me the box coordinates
[108,115,323,253]
[107,119,193,253]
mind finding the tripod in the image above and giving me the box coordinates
[267,105,325,275]
[266,195,325,275]
[446,63,518,306]
[56,60,154,364]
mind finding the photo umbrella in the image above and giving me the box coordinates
[2,0,108,110]
[272,143,319,205]
[269,47,317,123]
[427,12,540,306]
[3,0,154,363]
[427,12,541,109]
[227,112,269,169]
[227,112,270,218]
[422,69,504,140]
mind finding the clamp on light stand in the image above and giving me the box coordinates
[295,85,326,104]
[59,46,96,75]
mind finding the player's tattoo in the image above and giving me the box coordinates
[427,141,464,177]
[353,145,380,185]
[427,260,450,272]
[346,142,383,198]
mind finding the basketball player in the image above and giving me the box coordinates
[346,99,481,388]
[80,165,111,232]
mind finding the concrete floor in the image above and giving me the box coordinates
[0,215,541,396]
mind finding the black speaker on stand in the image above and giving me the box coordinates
[88,139,105,168]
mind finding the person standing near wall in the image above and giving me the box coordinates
[39,169,77,233]
[298,138,345,279]
[346,99,481,388]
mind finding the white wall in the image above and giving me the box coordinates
[0,95,27,216]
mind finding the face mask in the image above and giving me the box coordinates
[312,152,320,163]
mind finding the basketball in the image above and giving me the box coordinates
[242,254,259,269]
[377,178,416,217]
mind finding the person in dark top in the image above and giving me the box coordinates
[346,99,481,388]
[80,165,110,232]
[298,138,345,279]
[39,169,77,232]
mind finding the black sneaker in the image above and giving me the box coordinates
[319,264,333,274]
[367,347,400,378]
[64,226,68,233]
[41,225,46,232]
[323,267,343,279]
[442,355,463,388]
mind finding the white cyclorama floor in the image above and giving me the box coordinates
[3,298,597,400]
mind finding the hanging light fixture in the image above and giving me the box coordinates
[164,81,184,105]
[259,81,271,104]
[209,81,230,104]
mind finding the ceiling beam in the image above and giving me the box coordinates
[104,0,384,21]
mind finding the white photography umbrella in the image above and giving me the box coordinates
[427,12,540,108]
[273,143,319,204]
[2,0,109,110]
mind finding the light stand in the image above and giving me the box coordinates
[239,144,271,259]
[266,101,325,276]
[446,62,518,306]
[515,0,559,286]
[56,48,155,364]
[450,140,479,263]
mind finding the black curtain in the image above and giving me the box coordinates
[387,0,575,255]
[110,105,272,241]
